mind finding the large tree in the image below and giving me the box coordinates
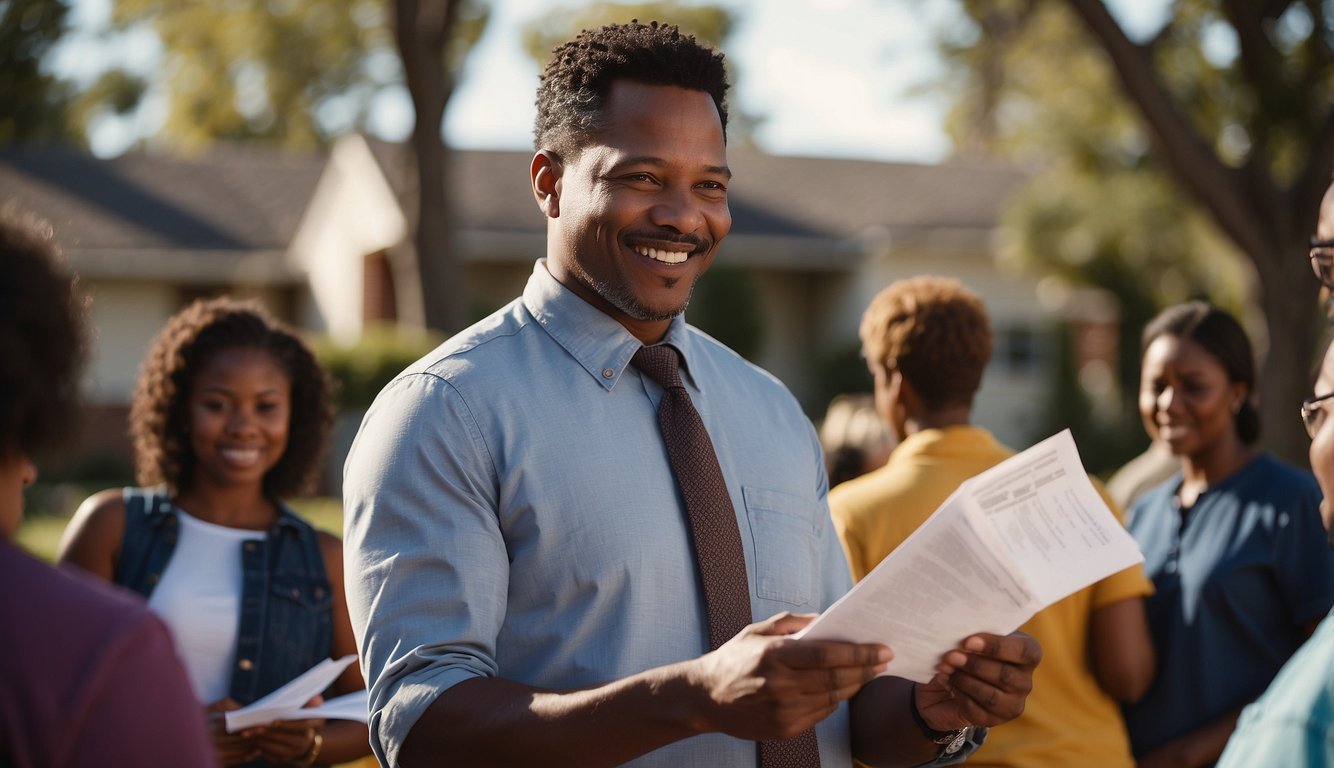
[393,0,487,334]
[77,0,488,334]
[932,0,1334,463]
[1,0,77,144]
[80,0,399,149]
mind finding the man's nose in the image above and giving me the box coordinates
[649,186,705,234]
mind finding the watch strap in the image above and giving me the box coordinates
[909,683,971,756]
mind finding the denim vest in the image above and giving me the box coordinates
[115,488,334,706]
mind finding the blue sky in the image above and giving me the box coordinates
[52,0,1167,163]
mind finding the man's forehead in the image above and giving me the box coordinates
[548,82,728,178]
[604,82,724,135]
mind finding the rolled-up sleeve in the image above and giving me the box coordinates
[342,371,507,767]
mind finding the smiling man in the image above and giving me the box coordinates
[343,21,1038,768]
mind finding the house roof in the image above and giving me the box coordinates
[1,143,326,249]
[2,140,1028,279]
[360,137,1028,240]
[0,143,326,281]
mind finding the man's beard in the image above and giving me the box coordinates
[591,272,697,322]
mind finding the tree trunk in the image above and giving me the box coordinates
[394,0,468,334]
[1253,232,1323,466]
[1063,0,1331,464]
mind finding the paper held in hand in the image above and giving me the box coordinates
[798,429,1145,683]
[225,655,369,732]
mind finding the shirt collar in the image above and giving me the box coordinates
[522,259,698,391]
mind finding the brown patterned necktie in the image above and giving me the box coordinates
[633,344,821,768]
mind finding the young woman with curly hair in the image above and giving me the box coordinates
[59,297,370,767]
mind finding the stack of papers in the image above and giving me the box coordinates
[225,655,369,732]
[799,429,1145,682]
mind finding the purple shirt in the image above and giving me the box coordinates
[0,537,216,768]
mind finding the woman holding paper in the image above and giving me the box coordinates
[1124,301,1334,767]
[58,298,371,767]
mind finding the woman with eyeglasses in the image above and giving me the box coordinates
[1120,301,1334,768]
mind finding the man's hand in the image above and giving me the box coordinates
[915,631,1041,732]
[686,612,892,741]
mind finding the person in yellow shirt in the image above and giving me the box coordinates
[830,275,1156,767]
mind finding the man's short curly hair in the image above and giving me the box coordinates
[534,19,729,157]
[0,206,87,459]
[129,297,332,498]
[859,276,993,410]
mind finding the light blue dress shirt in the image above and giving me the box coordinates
[1217,608,1334,767]
[343,260,855,767]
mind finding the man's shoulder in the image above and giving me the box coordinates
[1220,615,1334,766]
[828,459,921,514]
[683,324,791,395]
[1,540,161,639]
[388,300,534,389]
[830,430,1011,519]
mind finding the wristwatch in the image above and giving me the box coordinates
[926,724,971,757]
[909,684,972,757]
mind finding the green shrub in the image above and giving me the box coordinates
[687,267,765,362]
[312,324,446,411]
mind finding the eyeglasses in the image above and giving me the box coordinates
[1311,238,1334,290]
[1301,391,1334,439]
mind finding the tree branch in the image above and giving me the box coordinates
[1219,0,1275,95]
[1062,0,1274,258]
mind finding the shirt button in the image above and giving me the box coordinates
[1164,560,1178,574]
[243,541,258,553]
[237,658,254,671]
[147,573,159,585]
[602,368,615,379]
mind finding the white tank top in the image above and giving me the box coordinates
[147,508,266,704]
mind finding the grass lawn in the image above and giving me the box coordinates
[16,496,346,563]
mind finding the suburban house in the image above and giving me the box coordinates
[0,135,1101,485]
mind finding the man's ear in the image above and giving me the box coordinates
[532,150,562,218]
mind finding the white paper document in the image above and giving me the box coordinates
[798,429,1144,683]
[225,655,368,732]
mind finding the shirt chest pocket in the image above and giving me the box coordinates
[742,486,823,608]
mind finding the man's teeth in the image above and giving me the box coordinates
[636,246,689,264]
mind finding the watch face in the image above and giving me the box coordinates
[941,727,970,755]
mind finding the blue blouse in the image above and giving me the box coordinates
[1122,453,1334,758]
